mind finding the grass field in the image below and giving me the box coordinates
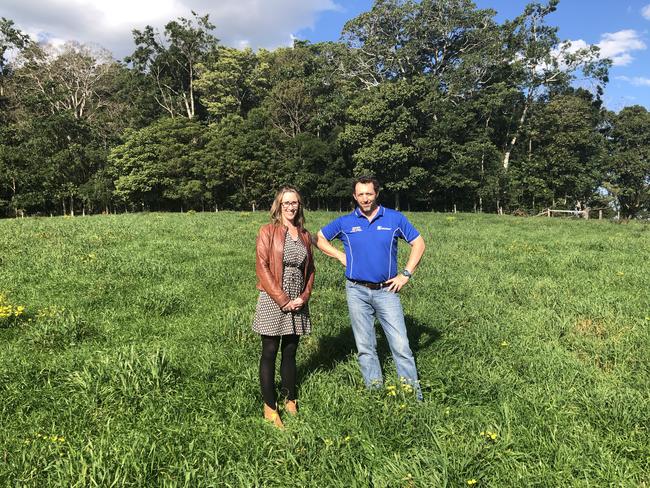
[0,211,648,487]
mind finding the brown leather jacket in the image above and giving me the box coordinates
[255,223,315,308]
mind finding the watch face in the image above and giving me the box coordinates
[402,270,412,277]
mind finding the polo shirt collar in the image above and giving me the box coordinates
[354,205,385,222]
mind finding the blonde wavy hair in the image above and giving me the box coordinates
[270,186,306,228]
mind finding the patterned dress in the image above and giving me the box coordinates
[252,232,311,336]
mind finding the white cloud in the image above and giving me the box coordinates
[597,30,646,65]
[616,75,650,86]
[2,0,342,59]
[565,30,646,67]
[642,4,650,20]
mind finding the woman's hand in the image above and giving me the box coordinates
[281,298,304,312]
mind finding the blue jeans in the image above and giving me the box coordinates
[345,280,422,400]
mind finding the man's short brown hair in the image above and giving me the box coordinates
[352,175,380,194]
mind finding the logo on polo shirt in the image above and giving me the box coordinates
[350,226,362,233]
[377,226,392,230]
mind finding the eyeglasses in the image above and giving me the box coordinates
[281,201,300,208]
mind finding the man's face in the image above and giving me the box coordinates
[353,183,378,213]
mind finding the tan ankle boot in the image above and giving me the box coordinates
[263,404,284,429]
[284,400,298,415]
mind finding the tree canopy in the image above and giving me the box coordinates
[0,2,647,218]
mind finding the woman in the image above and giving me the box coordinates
[253,186,315,428]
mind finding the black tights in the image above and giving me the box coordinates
[259,334,300,408]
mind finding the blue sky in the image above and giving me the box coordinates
[4,0,649,111]
[295,0,650,111]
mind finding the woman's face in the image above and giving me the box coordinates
[280,191,300,224]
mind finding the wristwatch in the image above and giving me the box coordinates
[401,269,412,278]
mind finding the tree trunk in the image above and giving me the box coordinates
[502,99,530,170]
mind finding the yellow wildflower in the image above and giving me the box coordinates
[500,341,509,347]
[480,430,498,441]
[467,479,478,485]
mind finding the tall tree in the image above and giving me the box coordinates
[499,0,609,171]
[195,46,270,120]
[16,42,118,120]
[200,108,285,210]
[108,117,207,210]
[605,106,650,218]
[511,90,606,210]
[340,78,425,208]
[0,17,31,99]
[127,13,219,119]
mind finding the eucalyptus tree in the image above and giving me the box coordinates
[264,42,326,139]
[257,41,349,203]
[499,0,609,171]
[8,41,126,215]
[16,42,118,120]
[127,13,219,119]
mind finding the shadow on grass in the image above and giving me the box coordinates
[298,314,440,385]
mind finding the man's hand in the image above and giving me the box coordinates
[385,273,409,293]
[337,253,347,267]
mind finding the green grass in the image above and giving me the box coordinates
[0,211,648,487]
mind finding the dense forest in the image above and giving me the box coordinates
[1,0,649,218]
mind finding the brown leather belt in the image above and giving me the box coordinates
[347,278,389,290]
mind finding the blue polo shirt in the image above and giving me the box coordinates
[321,205,420,283]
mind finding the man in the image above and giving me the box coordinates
[317,176,426,400]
